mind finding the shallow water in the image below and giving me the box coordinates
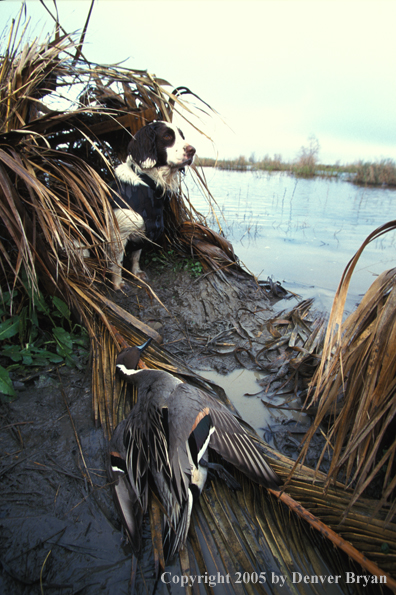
[188,168,396,434]
[196,367,309,438]
[187,168,396,315]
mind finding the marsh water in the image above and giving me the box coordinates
[188,168,396,315]
[2,174,393,594]
[188,168,396,435]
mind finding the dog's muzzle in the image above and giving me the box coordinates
[183,144,196,167]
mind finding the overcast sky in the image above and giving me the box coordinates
[2,0,396,164]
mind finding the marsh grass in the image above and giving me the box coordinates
[292,135,320,178]
[354,159,396,186]
[197,147,396,187]
[253,153,287,172]
[195,155,250,171]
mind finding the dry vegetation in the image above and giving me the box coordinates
[353,159,396,186]
[1,2,396,590]
[293,222,396,515]
[0,5,242,337]
[196,139,396,186]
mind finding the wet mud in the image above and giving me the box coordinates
[0,367,137,594]
[0,261,325,594]
[112,261,282,374]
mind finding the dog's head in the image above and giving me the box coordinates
[127,121,196,171]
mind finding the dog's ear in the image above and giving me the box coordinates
[127,125,157,169]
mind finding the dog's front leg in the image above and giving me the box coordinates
[111,208,148,289]
[110,237,129,290]
[131,249,148,281]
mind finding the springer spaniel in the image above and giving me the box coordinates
[109,121,196,290]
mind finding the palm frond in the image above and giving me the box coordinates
[2,6,396,590]
[291,221,396,523]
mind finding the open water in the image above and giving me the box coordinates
[187,168,396,433]
[187,168,396,315]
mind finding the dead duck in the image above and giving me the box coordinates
[109,338,282,561]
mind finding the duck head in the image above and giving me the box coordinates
[116,338,152,378]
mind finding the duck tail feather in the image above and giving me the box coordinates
[113,473,142,554]
[167,490,193,561]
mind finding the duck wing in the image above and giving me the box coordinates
[129,381,195,560]
[150,461,192,561]
[124,394,170,510]
[172,384,282,490]
[209,406,281,489]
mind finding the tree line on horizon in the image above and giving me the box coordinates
[195,136,396,187]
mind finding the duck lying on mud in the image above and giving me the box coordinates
[108,338,282,561]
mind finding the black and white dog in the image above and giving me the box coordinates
[109,121,196,290]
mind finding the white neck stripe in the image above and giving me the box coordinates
[117,364,144,376]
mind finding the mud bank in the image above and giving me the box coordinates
[0,367,136,594]
[0,263,320,594]
[111,261,289,374]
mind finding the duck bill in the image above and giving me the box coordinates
[136,337,153,354]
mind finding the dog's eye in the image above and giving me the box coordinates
[163,133,173,140]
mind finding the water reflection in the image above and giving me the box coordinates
[188,169,396,314]
[197,367,309,439]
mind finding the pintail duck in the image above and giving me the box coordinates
[109,339,282,560]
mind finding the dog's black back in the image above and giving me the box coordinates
[109,175,169,246]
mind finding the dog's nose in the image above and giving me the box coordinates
[185,145,196,158]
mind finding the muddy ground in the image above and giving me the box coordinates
[0,259,324,594]
[111,259,287,373]
[108,259,324,466]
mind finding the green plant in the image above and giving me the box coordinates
[0,278,89,400]
[184,258,203,278]
[149,251,172,270]
[146,249,203,278]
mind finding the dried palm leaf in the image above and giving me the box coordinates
[176,220,247,281]
[2,6,396,590]
[0,6,239,297]
[291,221,396,521]
[94,297,396,589]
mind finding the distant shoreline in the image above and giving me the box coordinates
[194,156,396,187]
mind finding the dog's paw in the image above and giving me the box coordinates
[113,280,126,291]
[135,271,149,282]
